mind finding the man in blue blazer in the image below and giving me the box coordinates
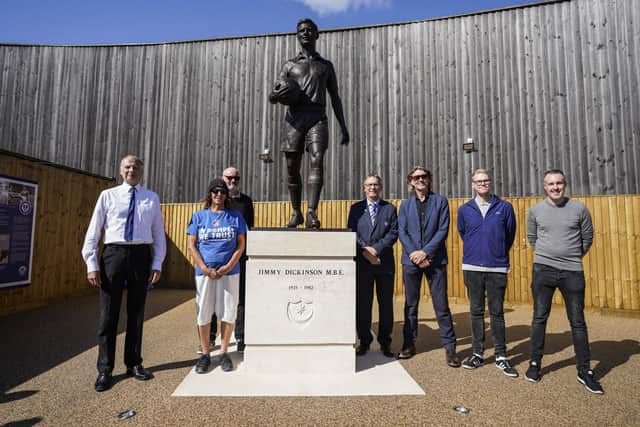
[347,174,398,358]
[397,166,460,367]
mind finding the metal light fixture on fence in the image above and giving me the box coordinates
[259,148,273,163]
[463,138,476,153]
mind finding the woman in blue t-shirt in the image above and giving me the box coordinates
[187,178,247,374]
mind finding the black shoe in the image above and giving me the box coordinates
[305,209,321,229]
[446,349,461,368]
[286,210,304,228]
[462,354,484,370]
[380,345,395,358]
[525,361,541,383]
[495,357,519,378]
[126,364,153,381]
[220,353,233,372]
[577,369,604,394]
[237,341,246,353]
[195,354,211,374]
[94,372,112,392]
[355,344,370,356]
[397,345,416,359]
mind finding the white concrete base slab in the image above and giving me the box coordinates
[172,341,425,397]
[243,344,355,374]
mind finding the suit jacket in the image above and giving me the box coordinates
[398,192,450,266]
[347,198,398,271]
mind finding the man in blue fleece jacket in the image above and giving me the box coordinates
[457,169,518,377]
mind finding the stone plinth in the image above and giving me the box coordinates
[244,229,356,374]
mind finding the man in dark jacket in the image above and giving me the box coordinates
[457,169,518,377]
[347,174,398,358]
[397,166,460,367]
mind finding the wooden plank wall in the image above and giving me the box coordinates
[1,0,639,203]
[162,195,640,312]
[0,153,114,317]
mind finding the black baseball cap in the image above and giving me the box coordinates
[208,179,228,194]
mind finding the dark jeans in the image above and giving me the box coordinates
[97,244,151,374]
[402,263,456,351]
[356,262,394,347]
[210,258,246,343]
[463,271,507,357]
[530,263,591,371]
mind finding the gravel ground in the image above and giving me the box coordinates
[1,289,638,426]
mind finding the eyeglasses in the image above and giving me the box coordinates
[473,180,491,185]
[224,175,241,182]
[211,189,227,195]
[411,174,429,181]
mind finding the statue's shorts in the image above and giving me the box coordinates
[282,109,328,154]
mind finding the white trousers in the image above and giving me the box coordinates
[195,274,239,326]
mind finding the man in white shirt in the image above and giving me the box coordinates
[82,155,166,392]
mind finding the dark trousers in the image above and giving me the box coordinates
[530,263,591,371]
[210,258,246,343]
[402,263,456,351]
[463,271,507,357]
[356,262,394,347]
[97,244,151,374]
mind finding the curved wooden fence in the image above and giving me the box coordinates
[161,195,640,313]
[2,0,639,202]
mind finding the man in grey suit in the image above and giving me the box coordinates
[347,174,398,357]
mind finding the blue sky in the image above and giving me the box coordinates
[1,0,539,45]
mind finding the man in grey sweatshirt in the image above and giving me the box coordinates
[525,169,603,394]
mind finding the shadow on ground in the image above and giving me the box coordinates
[0,288,193,398]
[374,308,639,380]
[2,417,43,427]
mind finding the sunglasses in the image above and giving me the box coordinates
[411,174,429,181]
[211,189,227,195]
[224,175,241,182]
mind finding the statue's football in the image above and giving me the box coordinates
[272,77,303,105]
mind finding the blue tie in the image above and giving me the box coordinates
[125,187,136,241]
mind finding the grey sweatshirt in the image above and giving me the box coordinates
[526,198,594,271]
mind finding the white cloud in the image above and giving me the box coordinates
[295,0,390,16]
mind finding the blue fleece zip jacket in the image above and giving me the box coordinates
[457,195,516,268]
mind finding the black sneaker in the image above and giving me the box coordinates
[577,370,604,394]
[195,354,211,374]
[462,354,484,370]
[220,353,233,372]
[525,361,541,382]
[495,357,519,378]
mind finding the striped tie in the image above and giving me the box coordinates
[369,203,378,226]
